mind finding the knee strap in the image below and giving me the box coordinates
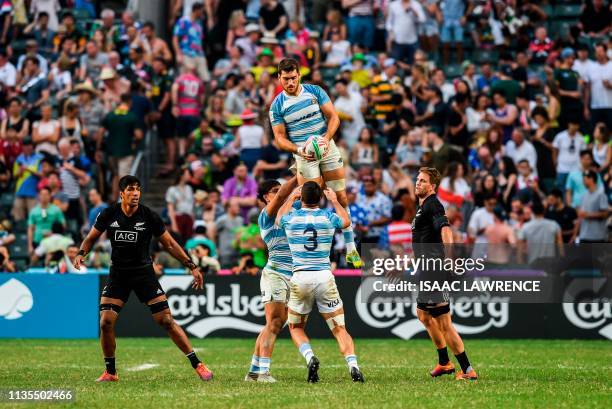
[287,312,308,326]
[149,300,170,314]
[326,314,345,330]
[325,179,346,192]
[100,303,122,314]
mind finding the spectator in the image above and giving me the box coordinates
[99,67,131,111]
[468,193,496,257]
[17,40,49,75]
[186,221,217,257]
[17,57,49,122]
[141,21,173,64]
[323,9,347,41]
[506,128,537,174]
[386,0,426,66]
[378,203,413,256]
[12,138,42,221]
[57,137,88,226]
[358,175,392,244]
[591,123,610,173]
[87,188,107,228]
[27,187,65,255]
[75,81,105,158]
[438,161,471,209]
[0,49,16,90]
[555,48,583,129]
[32,221,73,266]
[528,26,553,64]
[236,24,262,67]
[58,244,88,273]
[553,119,586,191]
[543,80,561,130]
[259,0,288,39]
[566,150,603,209]
[24,11,55,58]
[191,243,220,275]
[487,90,518,143]
[79,40,108,83]
[322,30,351,68]
[577,169,609,243]
[215,198,244,268]
[171,60,205,165]
[235,207,266,269]
[0,245,16,272]
[484,207,516,265]
[222,163,258,222]
[173,2,210,82]
[440,0,466,65]
[546,188,578,244]
[531,106,556,193]
[579,0,611,38]
[235,109,266,171]
[517,201,562,265]
[585,43,612,128]
[334,78,365,150]
[166,167,195,241]
[351,127,379,169]
[98,93,143,199]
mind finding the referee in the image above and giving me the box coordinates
[74,175,213,382]
[412,167,478,381]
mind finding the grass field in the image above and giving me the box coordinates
[0,338,610,408]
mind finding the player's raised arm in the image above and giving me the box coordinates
[275,185,302,225]
[323,188,350,229]
[266,176,298,218]
[74,226,103,270]
[158,231,203,289]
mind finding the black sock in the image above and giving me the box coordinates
[104,357,116,375]
[186,351,201,369]
[437,347,450,365]
[455,351,472,373]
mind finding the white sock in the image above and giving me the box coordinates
[343,207,357,253]
[259,357,271,374]
[249,354,260,373]
[345,354,359,371]
[299,343,314,364]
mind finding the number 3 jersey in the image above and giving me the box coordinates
[93,203,166,269]
[279,207,344,273]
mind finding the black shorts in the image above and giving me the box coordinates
[417,302,450,317]
[415,266,453,306]
[102,265,165,304]
[157,113,175,140]
[176,115,200,138]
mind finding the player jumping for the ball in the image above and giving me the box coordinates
[269,58,362,268]
[277,181,364,383]
[74,175,213,383]
[412,168,478,380]
[244,176,298,382]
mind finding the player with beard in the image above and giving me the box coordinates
[412,167,478,380]
[74,175,213,382]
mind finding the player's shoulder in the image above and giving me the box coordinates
[102,202,121,216]
[303,83,326,96]
[270,91,286,108]
[259,208,273,227]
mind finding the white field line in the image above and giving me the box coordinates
[126,363,160,372]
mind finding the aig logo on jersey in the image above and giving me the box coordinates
[115,230,138,242]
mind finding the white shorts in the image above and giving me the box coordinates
[260,267,291,304]
[288,270,343,315]
[294,139,344,180]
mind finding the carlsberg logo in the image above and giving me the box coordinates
[355,279,509,339]
[160,277,264,338]
[563,303,612,339]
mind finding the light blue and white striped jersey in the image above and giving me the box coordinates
[269,84,331,146]
[258,201,301,277]
[279,208,344,273]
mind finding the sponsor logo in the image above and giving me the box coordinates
[0,279,34,320]
[327,299,340,309]
[110,221,120,228]
[563,278,612,339]
[355,278,509,339]
[115,230,138,242]
[161,277,264,338]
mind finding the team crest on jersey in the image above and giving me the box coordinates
[115,230,138,242]
[311,98,317,105]
[134,222,146,231]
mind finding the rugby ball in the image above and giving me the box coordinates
[306,136,327,160]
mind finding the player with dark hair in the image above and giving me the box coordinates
[412,167,478,380]
[270,57,362,268]
[277,181,365,383]
[244,176,298,382]
[74,175,213,382]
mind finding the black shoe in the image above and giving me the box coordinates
[351,366,364,383]
[307,356,320,383]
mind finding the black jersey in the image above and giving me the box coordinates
[411,194,450,258]
[94,202,166,269]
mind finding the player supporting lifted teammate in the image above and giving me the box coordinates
[270,58,362,268]
[277,181,364,383]
[244,176,298,382]
[74,175,213,382]
[412,168,477,380]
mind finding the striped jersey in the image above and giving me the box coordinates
[258,203,300,277]
[279,207,344,273]
[269,83,330,146]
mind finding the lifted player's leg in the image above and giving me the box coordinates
[417,307,455,377]
[288,309,319,383]
[148,295,213,381]
[97,296,124,382]
[432,306,478,380]
[321,159,362,268]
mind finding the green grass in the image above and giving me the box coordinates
[0,338,610,408]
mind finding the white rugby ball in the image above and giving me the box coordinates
[305,136,327,160]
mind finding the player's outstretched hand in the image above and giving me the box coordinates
[73,254,84,271]
[290,185,302,201]
[323,188,338,202]
[191,267,204,290]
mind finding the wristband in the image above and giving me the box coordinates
[183,259,197,270]
[77,249,86,257]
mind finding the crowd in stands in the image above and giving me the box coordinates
[0,0,610,274]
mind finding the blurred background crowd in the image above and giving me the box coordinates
[0,0,609,275]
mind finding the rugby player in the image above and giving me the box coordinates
[269,58,362,268]
[277,181,365,383]
[412,167,478,380]
[74,175,213,382]
[244,176,298,382]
